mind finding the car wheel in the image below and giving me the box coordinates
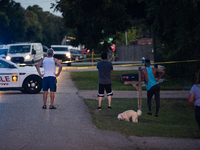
[67,63,71,66]
[23,76,42,94]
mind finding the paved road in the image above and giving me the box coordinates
[0,70,199,150]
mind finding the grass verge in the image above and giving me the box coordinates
[83,98,200,138]
[71,70,189,90]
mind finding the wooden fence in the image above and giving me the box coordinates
[116,45,154,61]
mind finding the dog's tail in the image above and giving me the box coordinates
[137,110,142,116]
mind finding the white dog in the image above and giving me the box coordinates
[117,110,142,123]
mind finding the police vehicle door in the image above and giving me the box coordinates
[0,59,20,87]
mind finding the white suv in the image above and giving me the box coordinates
[0,57,43,94]
[51,45,72,66]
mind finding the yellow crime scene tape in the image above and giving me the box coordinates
[62,59,200,70]
[17,57,200,70]
[113,59,200,67]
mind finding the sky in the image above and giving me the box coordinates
[14,0,62,17]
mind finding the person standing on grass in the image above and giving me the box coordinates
[141,59,165,117]
[36,48,62,109]
[97,52,113,110]
[188,70,200,131]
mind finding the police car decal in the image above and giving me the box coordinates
[0,57,43,94]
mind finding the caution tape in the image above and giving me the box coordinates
[18,59,200,69]
[62,59,200,70]
[152,59,200,65]
[113,59,200,67]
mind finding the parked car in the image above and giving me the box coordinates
[0,45,9,58]
[0,57,43,94]
[6,43,43,64]
[81,48,90,54]
[71,50,83,61]
[51,45,72,66]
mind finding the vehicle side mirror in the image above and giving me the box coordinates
[32,49,36,55]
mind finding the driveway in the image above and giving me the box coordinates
[0,70,199,150]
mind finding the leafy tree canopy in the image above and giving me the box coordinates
[0,1,68,47]
[25,10,43,42]
[144,0,200,84]
[0,0,26,44]
[25,5,68,47]
[54,0,146,50]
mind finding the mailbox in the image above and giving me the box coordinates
[121,74,138,82]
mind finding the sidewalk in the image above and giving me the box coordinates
[77,90,190,100]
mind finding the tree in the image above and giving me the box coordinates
[26,5,68,47]
[25,10,43,42]
[0,11,9,44]
[144,0,200,84]
[0,1,68,46]
[117,25,150,45]
[53,0,146,50]
[0,0,26,44]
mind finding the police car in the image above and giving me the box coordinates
[0,57,43,94]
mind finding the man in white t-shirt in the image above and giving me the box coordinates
[36,49,62,109]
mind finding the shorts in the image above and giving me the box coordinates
[98,84,113,97]
[42,76,57,92]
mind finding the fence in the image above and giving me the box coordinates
[116,45,154,61]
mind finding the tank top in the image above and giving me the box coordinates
[43,57,55,77]
[145,67,158,91]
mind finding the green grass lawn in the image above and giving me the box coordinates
[71,70,189,90]
[84,98,200,138]
[71,70,198,138]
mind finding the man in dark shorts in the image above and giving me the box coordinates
[36,49,62,109]
[141,59,165,117]
[97,53,113,110]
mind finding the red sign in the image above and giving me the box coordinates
[110,43,115,51]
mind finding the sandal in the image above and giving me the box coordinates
[49,105,57,109]
[42,105,46,109]
[147,112,152,115]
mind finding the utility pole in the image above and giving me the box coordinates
[125,31,128,45]
[114,31,118,61]
[152,30,158,68]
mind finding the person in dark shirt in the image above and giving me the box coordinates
[97,53,113,110]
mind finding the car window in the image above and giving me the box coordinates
[72,51,77,54]
[52,47,69,51]
[72,51,81,54]
[43,46,48,52]
[9,45,31,53]
[0,60,14,68]
[0,48,8,55]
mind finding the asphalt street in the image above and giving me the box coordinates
[0,67,200,150]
